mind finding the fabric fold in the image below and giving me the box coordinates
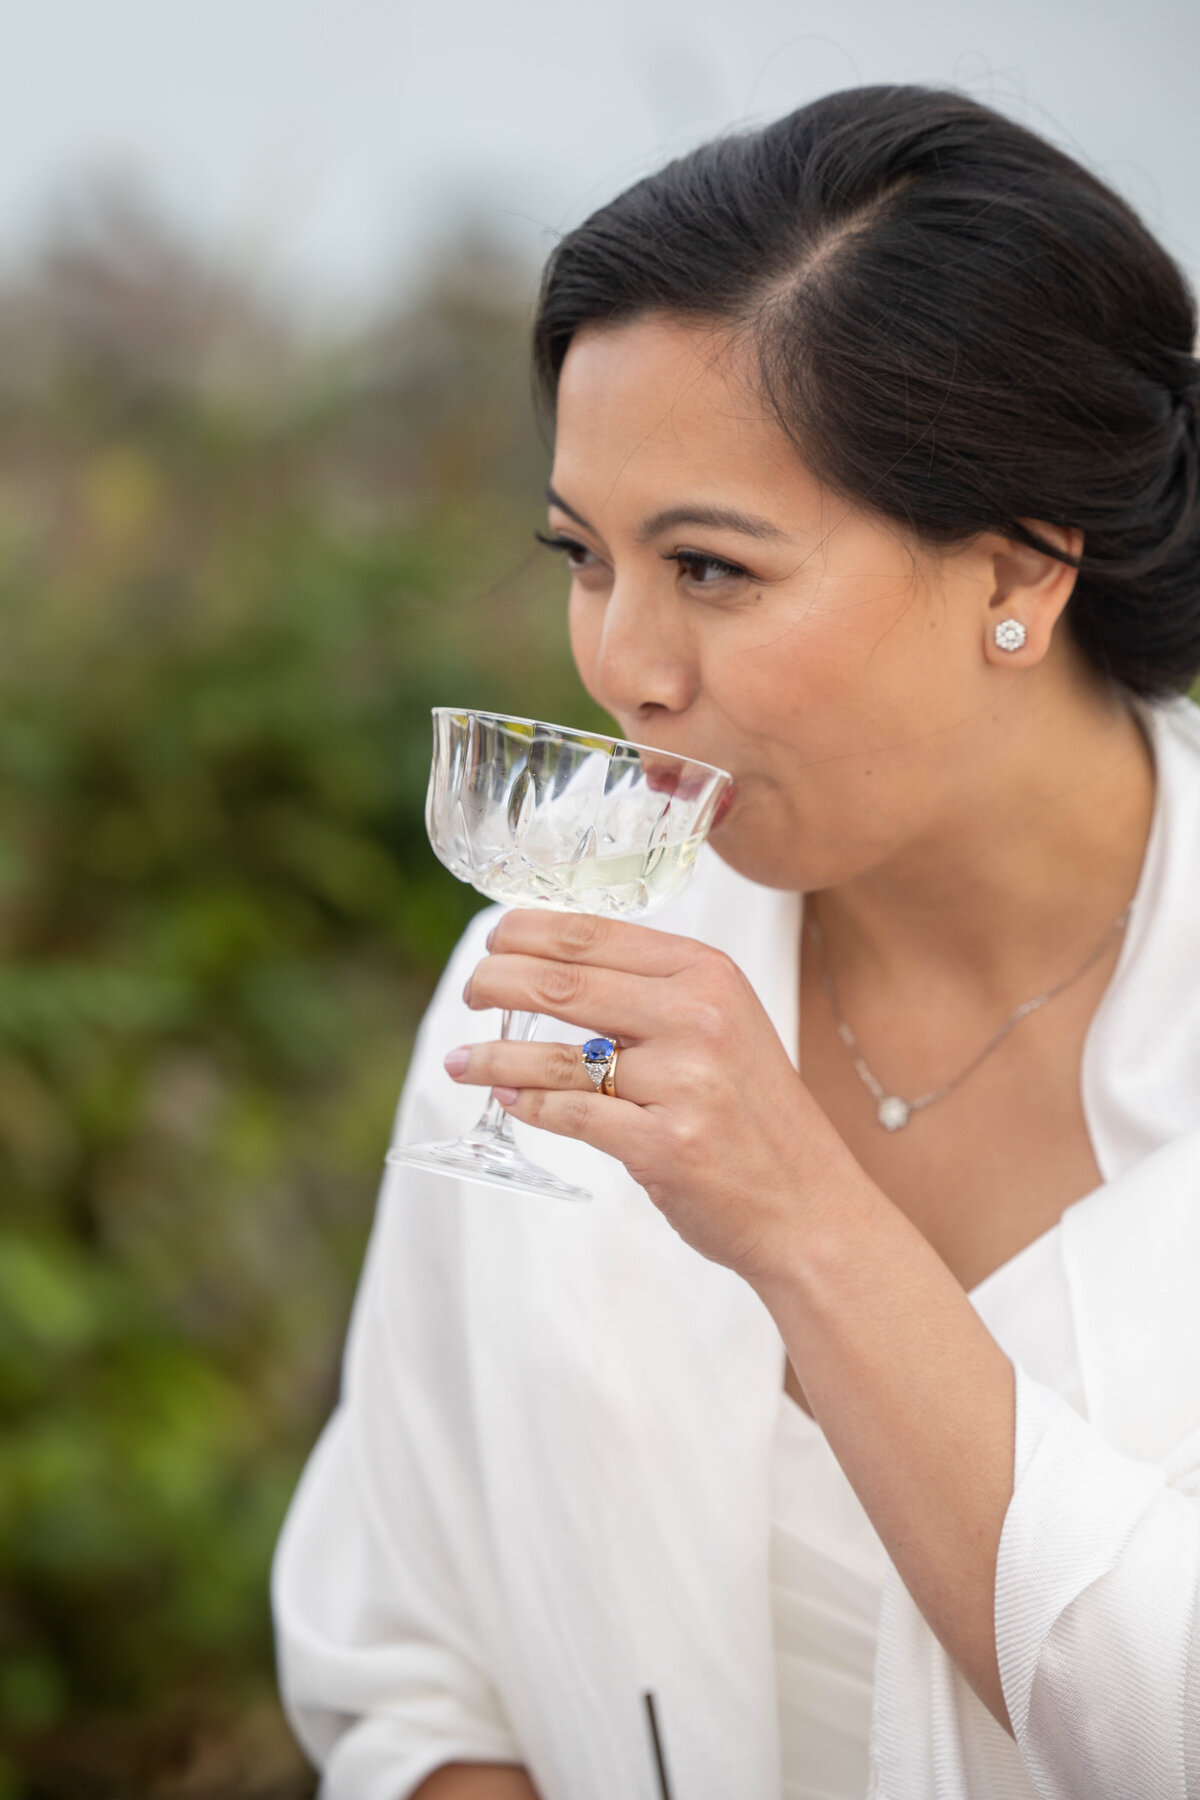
[1004,1362,1200,1799]
[995,1367,1169,1749]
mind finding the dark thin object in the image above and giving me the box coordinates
[643,1690,675,1800]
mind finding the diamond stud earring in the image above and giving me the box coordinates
[994,618,1027,652]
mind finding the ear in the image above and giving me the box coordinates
[983,520,1083,669]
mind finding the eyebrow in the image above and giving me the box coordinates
[544,482,789,544]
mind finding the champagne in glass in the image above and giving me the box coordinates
[386,708,732,1203]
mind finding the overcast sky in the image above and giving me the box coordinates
[1,0,1196,324]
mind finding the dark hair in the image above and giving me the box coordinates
[532,85,1200,700]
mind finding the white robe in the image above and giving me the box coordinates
[272,694,1200,1800]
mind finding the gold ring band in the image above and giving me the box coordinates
[601,1046,619,1098]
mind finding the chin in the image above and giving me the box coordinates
[706,813,811,891]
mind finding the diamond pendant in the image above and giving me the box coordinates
[877,1095,912,1131]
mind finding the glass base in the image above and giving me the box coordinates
[385,1123,593,1202]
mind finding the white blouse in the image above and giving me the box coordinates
[273,693,1200,1800]
[771,1223,1082,1799]
[772,1384,889,1797]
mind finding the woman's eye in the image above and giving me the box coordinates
[670,549,746,585]
[534,530,746,589]
[534,530,598,572]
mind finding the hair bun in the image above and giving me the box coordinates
[1162,348,1200,406]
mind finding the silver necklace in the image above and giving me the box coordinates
[806,899,1135,1131]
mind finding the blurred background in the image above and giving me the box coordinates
[0,2,1196,1795]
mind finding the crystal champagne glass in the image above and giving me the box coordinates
[386,708,732,1203]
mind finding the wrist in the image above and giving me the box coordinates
[744,1159,888,1310]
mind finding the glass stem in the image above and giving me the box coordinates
[472,1009,541,1141]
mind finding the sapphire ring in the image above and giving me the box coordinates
[581,1036,620,1097]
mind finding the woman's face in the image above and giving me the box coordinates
[548,314,1077,892]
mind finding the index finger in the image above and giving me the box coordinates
[486,908,709,976]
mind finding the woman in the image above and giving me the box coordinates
[272,87,1200,1800]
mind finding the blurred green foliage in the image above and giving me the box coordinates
[0,190,602,1798]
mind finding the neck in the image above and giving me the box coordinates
[810,678,1156,1011]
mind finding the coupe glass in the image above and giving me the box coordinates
[386,707,732,1203]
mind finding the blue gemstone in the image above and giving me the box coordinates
[582,1036,615,1061]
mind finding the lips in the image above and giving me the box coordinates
[641,761,685,797]
[710,781,738,828]
[638,755,737,825]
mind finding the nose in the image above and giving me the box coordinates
[590,580,698,724]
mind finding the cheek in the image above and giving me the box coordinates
[727,590,952,755]
[703,617,850,750]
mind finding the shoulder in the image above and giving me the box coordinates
[1139,693,1200,891]
[1085,693,1200,1171]
[1144,690,1200,764]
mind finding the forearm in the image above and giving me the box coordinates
[411,1763,541,1799]
[752,1169,1016,1731]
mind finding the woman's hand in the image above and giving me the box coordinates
[447,908,857,1284]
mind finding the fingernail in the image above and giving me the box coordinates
[485,926,496,949]
[462,978,472,1004]
[493,1086,519,1107]
[443,1047,469,1076]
